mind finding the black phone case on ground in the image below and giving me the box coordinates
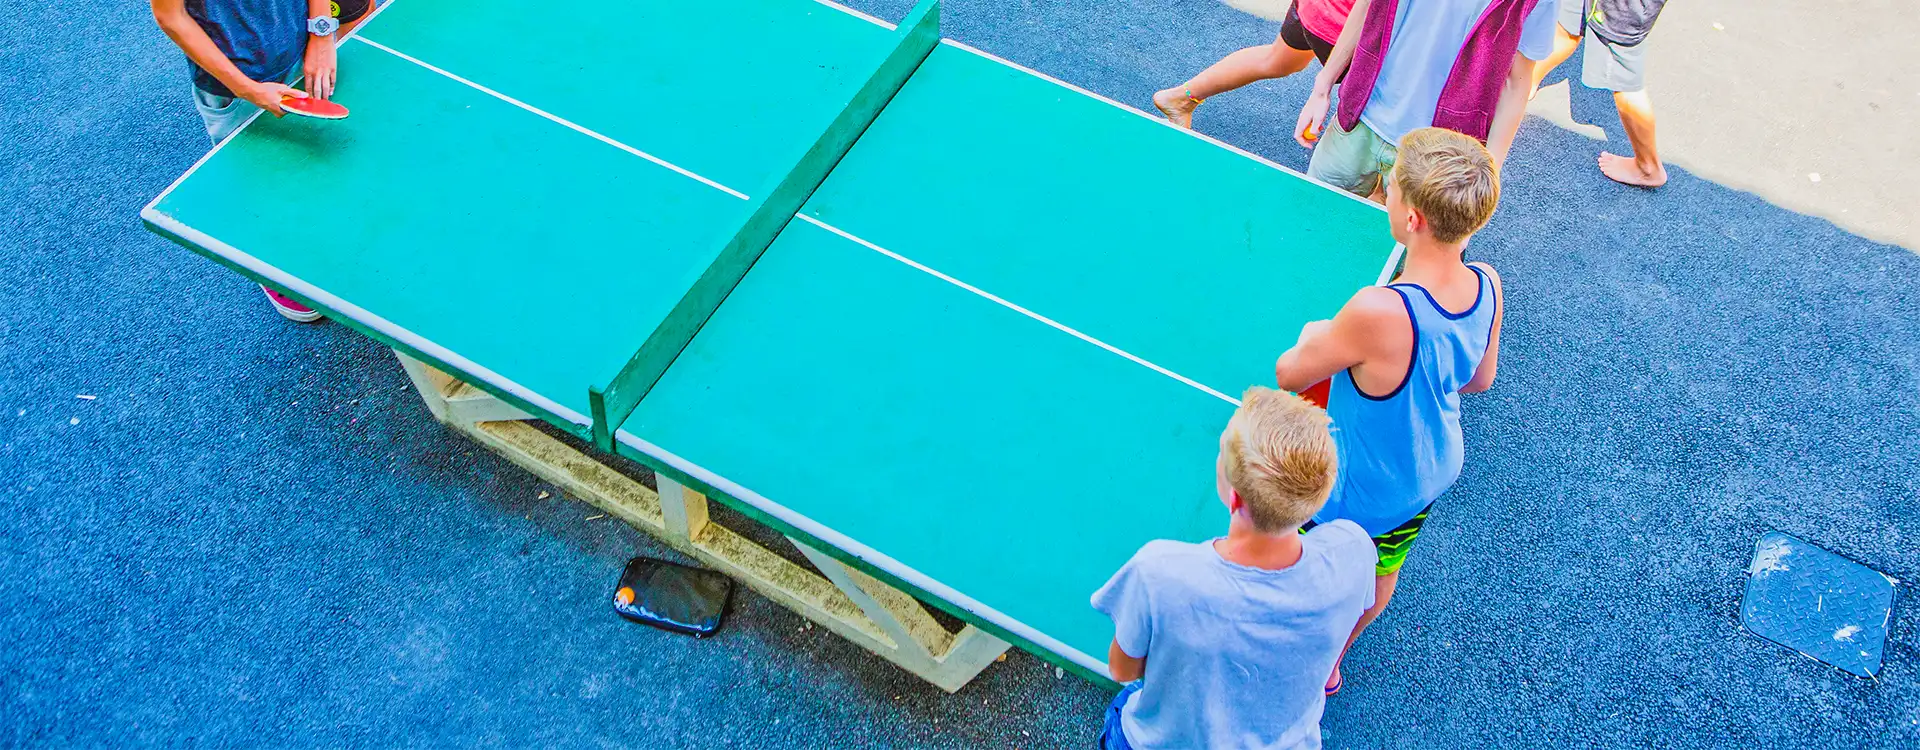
[612,556,735,638]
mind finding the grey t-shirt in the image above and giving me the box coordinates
[1091,521,1378,750]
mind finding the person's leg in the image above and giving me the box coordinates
[1185,41,1317,98]
[1530,0,1586,95]
[1530,28,1581,95]
[1597,89,1664,186]
[1326,570,1398,692]
[1324,505,1429,693]
[1582,34,1666,186]
[1362,131,1400,204]
[193,77,326,321]
[1154,9,1318,128]
[1366,147,1394,204]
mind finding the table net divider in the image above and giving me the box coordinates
[588,0,943,451]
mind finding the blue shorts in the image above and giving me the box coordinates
[1097,681,1142,750]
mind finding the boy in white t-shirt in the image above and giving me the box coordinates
[1093,387,1377,749]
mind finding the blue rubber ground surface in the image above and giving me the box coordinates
[4,0,1917,746]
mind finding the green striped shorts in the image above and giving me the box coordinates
[1302,503,1434,576]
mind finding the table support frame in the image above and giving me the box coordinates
[395,351,1009,693]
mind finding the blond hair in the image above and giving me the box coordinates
[1394,127,1501,244]
[1223,387,1338,533]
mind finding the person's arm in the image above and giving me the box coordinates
[302,0,337,99]
[1092,548,1155,683]
[1108,639,1146,682]
[1294,0,1374,147]
[1461,262,1504,393]
[152,0,302,115]
[1483,52,1538,166]
[1274,286,1401,392]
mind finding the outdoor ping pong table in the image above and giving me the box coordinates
[142,0,1398,691]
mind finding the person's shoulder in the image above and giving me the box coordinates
[1467,261,1503,289]
[1131,538,1212,565]
[1348,284,1406,311]
[1339,285,1412,329]
[1335,286,1415,355]
[1306,518,1370,546]
[1120,539,1214,579]
[1467,261,1505,311]
[1306,520,1380,568]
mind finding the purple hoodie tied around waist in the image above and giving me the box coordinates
[1336,0,1541,142]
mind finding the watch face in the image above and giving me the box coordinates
[310,16,339,35]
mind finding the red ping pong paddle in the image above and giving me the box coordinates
[1300,379,1331,409]
[281,95,349,119]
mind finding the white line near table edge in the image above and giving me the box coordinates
[827,0,1387,216]
[811,0,895,29]
[798,213,1243,407]
[351,35,750,201]
[940,39,1387,214]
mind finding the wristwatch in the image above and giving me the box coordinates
[308,15,340,37]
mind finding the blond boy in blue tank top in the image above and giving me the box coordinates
[1274,127,1507,695]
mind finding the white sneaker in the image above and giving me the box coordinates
[260,285,324,323]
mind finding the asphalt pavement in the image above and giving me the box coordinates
[3,0,1917,746]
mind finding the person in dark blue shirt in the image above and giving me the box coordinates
[151,0,375,321]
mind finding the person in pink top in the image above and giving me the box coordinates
[1153,0,1358,129]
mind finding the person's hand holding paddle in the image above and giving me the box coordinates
[239,81,306,117]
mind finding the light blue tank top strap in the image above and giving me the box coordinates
[1316,266,1497,536]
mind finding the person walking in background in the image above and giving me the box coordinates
[1152,0,1359,130]
[1531,0,1671,187]
[1293,0,1560,200]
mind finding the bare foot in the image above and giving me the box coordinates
[1598,151,1667,188]
[1153,87,1201,129]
